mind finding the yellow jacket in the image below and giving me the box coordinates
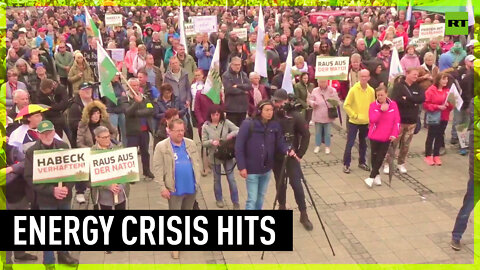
[343,82,375,125]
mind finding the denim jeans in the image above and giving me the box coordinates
[315,122,331,147]
[452,178,480,241]
[245,171,272,210]
[109,113,127,145]
[39,204,71,264]
[213,159,239,204]
[343,122,368,167]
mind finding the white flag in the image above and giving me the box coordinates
[389,46,403,80]
[254,6,268,78]
[449,83,464,111]
[282,45,294,94]
[467,0,475,26]
[406,0,413,21]
[179,2,187,50]
[85,7,103,46]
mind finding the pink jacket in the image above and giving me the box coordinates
[368,99,400,142]
[400,54,421,75]
[308,86,339,124]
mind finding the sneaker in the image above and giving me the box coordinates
[383,164,390,174]
[358,163,371,171]
[309,121,314,126]
[233,203,240,210]
[14,252,38,261]
[216,201,224,208]
[424,156,435,166]
[398,163,407,174]
[325,147,331,154]
[313,146,320,154]
[450,138,459,145]
[343,165,351,174]
[374,175,382,186]
[57,252,79,265]
[450,239,461,251]
[364,177,374,188]
[433,156,442,166]
[75,194,86,204]
[459,149,468,156]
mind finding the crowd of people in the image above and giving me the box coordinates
[1,4,479,267]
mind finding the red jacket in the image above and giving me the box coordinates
[423,85,454,121]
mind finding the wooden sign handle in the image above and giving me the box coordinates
[58,182,62,188]
[114,193,119,205]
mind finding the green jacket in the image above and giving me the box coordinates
[294,82,315,109]
[179,54,197,84]
[55,51,74,78]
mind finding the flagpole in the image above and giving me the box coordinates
[119,73,139,98]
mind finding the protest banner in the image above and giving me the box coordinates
[89,147,140,187]
[193,16,218,33]
[105,14,123,27]
[32,148,90,184]
[392,36,404,52]
[231,28,248,40]
[185,23,195,37]
[108,48,125,62]
[419,23,445,40]
[315,56,350,81]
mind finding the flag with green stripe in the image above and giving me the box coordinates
[85,7,103,46]
[202,39,222,105]
[97,43,117,105]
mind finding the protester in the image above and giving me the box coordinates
[247,72,268,117]
[37,79,68,137]
[68,51,94,96]
[222,57,250,127]
[202,105,239,209]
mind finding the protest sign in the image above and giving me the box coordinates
[89,147,140,187]
[392,36,405,52]
[108,48,125,62]
[32,148,90,184]
[231,28,248,40]
[315,56,350,81]
[419,23,445,40]
[105,14,123,27]
[185,23,195,37]
[193,16,218,33]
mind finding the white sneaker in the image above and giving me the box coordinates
[374,175,382,186]
[309,121,314,126]
[325,147,331,154]
[383,164,389,174]
[76,194,86,204]
[314,146,320,154]
[398,164,407,174]
[364,178,374,188]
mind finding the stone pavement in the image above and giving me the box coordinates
[11,110,479,265]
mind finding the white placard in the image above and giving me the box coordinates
[90,147,140,186]
[184,23,195,37]
[392,37,405,52]
[193,16,218,33]
[108,48,125,62]
[105,14,123,27]
[315,56,350,81]
[419,23,445,40]
[33,148,90,184]
[231,28,248,40]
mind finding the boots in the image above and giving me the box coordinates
[300,210,313,231]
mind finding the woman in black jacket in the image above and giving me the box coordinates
[368,60,389,89]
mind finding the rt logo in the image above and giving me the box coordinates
[445,12,469,35]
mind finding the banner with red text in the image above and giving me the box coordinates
[89,147,140,187]
[32,148,90,184]
[315,56,350,81]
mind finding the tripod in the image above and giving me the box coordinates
[261,155,335,260]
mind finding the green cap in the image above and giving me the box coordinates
[37,120,55,133]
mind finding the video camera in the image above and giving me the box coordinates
[282,94,303,113]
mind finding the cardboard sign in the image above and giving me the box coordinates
[108,48,125,62]
[90,147,140,187]
[231,28,248,40]
[392,36,404,52]
[315,56,350,81]
[105,14,123,27]
[193,16,218,33]
[184,23,195,37]
[33,148,90,184]
[419,23,445,40]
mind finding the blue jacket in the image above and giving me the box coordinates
[195,43,215,71]
[35,35,54,53]
[235,118,289,174]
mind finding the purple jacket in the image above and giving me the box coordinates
[368,99,400,142]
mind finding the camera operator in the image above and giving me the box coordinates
[271,89,313,231]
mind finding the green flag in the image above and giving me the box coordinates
[202,39,222,105]
[85,7,103,46]
[97,43,117,105]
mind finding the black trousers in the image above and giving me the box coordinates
[425,120,448,157]
[60,77,73,98]
[128,131,151,175]
[272,157,307,211]
[99,201,126,210]
[226,112,246,128]
[369,139,390,178]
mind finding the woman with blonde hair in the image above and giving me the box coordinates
[68,51,94,95]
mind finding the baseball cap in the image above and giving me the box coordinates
[465,55,475,62]
[37,120,55,133]
[467,40,478,47]
[272,89,289,101]
[18,27,27,33]
[127,22,133,27]
[35,63,45,69]
[78,82,93,91]
[37,27,46,32]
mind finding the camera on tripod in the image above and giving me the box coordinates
[282,93,303,112]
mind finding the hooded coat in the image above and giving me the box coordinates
[76,101,118,148]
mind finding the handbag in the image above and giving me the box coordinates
[322,94,338,119]
[213,121,236,161]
